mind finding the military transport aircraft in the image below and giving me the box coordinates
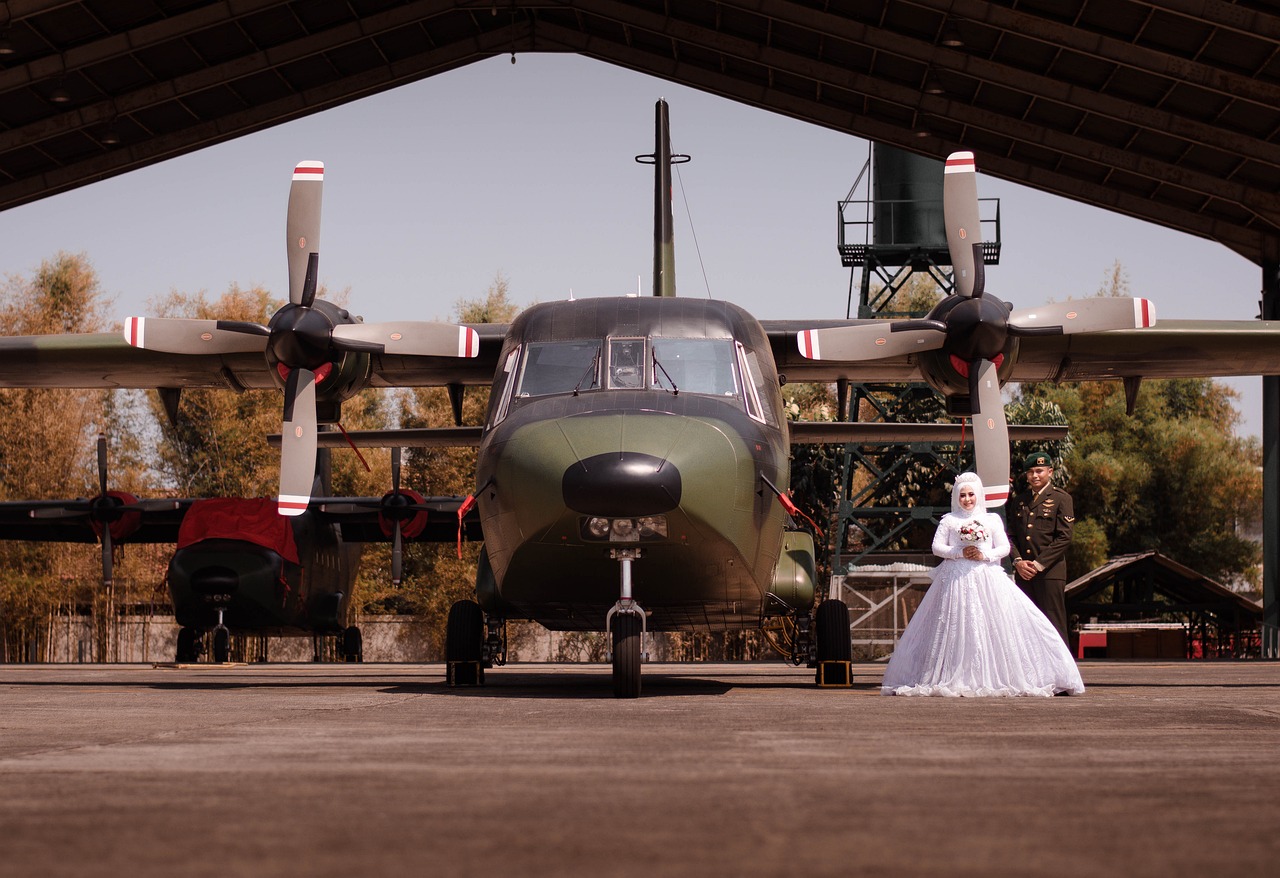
[0,438,481,663]
[2,100,1279,696]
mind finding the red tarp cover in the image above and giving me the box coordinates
[177,498,300,565]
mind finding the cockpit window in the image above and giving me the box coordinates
[608,338,646,389]
[515,341,601,397]
[650,338,738,397]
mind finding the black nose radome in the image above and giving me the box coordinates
[190,566,240,597]
[562,452,681,516]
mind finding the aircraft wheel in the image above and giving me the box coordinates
[176,627,199,663]
[212,627,231,664]
[445,600,485,686]
[342,625,363,663]
[612,613,642,699]
[815,599,852,681]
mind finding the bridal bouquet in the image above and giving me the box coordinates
[958,520,988,543]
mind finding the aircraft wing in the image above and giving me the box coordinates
[0,498,193,543]
[789,422,1068,443]
[1005,320,1280,381]
[0,323,508,390]
[314,495,484,543]
[766,319,1280,383]
[270,427,485,448]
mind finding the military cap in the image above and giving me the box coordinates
[1024,450,1054,470]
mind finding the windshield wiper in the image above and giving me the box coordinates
[572,346,601,396]
[652,350,679,395]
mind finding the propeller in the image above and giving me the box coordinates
[30,435,180,588]
[122,161,481,516]
[317,448,436,586]
[796,150,1157,505]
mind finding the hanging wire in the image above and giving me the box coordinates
[672,160,712,299]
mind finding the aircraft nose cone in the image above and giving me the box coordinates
[189,565,239,598]
[562,452,681,516]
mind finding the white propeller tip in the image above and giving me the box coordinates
[984,487,1009,507]
[277,495,309,516]
[460,327,480,358]
[945,152,976,174]
[292,161,324,181]
[797,330,821,360]
[1136,298,1156,327]
[123,317,144,348]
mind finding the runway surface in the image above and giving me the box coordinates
[1,661,1277,877]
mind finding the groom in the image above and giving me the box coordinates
[1008,450,1075,646]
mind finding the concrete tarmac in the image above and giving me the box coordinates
[1,661,1278,877]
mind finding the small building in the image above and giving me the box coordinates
[1065,551,1263,659]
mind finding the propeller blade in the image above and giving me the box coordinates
[1008,297,1157,335]
[332,322,481,358]
[943,151,985,298]
[278,367,318,516]
[391,447,401,493]
[286,161,323,308]
[971,358,1011,508]
[122,317,269,354]
[797,322,946,361]
[96,434,108,495]
[101,522,113,589]
[392,520,403,587]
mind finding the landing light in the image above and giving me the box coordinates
[580,514,668,542]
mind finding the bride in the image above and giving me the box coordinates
[881,472,1085,697]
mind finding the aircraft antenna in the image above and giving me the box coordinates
[672,160,712,299]
[636,99,689,297]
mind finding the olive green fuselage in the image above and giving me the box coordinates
[474,297,807,632]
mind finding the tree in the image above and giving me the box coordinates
[1011,376,1260,585]
[0,253,156,660]
[356,275,522,654]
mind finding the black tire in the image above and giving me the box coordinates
[176,627,199,663]
[445,600,484,686]
[342,625,363,663]
[612,613,642,698]
[212,627,231,664]
[815,599,852,664]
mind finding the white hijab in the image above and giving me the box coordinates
[950,472,987,518]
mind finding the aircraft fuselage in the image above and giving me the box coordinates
[168,498,359,636]
[474,296,808,632]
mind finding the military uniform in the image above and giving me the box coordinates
[1008,481,1074,646]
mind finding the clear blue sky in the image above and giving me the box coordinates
[0,54,1265,436]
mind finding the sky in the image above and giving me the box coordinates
[0,54,1266,437]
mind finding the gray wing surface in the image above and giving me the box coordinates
[765,319,1280,384]
[0,324,509,390]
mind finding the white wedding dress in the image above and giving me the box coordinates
[881,508,1085,697]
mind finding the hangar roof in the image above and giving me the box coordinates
[1,1,1277,264]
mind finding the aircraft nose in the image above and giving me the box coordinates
[189,565,240,598]
[562,452,681,515]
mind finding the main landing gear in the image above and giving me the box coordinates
[444,601,506,687]
[606,548,647,699]
[813,599,853,687]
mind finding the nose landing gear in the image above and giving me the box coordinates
[606,549,647,698]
